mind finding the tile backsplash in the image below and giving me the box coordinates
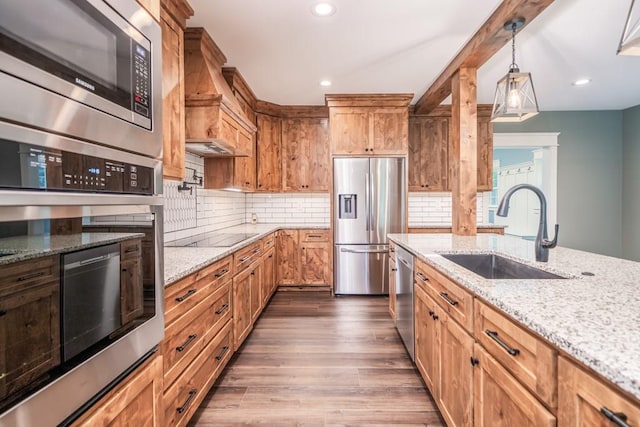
[163,154,491,241]
[245,193,330,224]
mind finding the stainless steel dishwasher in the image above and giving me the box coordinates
[395,245,415,360]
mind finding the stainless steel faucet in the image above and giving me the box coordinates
[496,184,559,262]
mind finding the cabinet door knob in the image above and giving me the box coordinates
[470,357,479,366]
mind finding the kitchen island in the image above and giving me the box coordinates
[388,232,640,405]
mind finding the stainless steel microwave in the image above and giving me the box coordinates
[0,0,162,159]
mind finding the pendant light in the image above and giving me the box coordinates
[618,0,640,55]
[491,18,539,122]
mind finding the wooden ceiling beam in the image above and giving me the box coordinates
[413,0,555,115]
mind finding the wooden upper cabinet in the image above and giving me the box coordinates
[282,118,330,192]
[408,116,449,191]
[256,114,282,192]
[160,0,193,181]
[136,0,160,21]
[408,106,494,192]
[326,94,412,156]
[235,129,255,191]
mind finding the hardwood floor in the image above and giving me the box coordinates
[189,291,444,426]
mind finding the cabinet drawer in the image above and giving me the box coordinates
[165,255,233,326]
[120,238,142,261]
[416,259,473,332]
[163,321,233,427]
[262,233,276,250]
[559,356,640,426]
[0,256,59,296]
[162,280,232,389]
[301,229,329,242]
[234,241,262,273]
[475,299,557,408]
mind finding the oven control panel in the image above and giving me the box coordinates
[0,141,154,194]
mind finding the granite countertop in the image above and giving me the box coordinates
[163,223,329,286]
[0,232,145,265]
[388,232,640,400]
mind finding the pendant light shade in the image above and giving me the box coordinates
[618,0,640,55]
[491,19,539,123]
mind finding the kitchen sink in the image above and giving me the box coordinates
[440,253,567,280]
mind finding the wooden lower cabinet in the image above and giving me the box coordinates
[72,354,163,427]
[414,285,438,393]
[262,247,276,305]
[438,305,474,427]
[276,229,331,288]
[558,356,640,427]
[233,265,253,350]
[474,344,555,426]
[164,322,233,427]
[250,261,263,322]
[388,255,397,322]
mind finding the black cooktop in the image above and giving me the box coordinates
[166,232,259,248]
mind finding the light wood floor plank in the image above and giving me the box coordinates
[189,291,444,426]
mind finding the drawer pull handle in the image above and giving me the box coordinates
[600,407,630,427]
[214,268,229,278]
[470,357,479,366]
[416,272,428,282]
[215,303,229,315]
[307,234,323,238]
[17,271,45,282]
[176,334,197,352]
[176,389,197,414]
[252,248,261,254]
[439,292,458,306]
[391,268,397,272]
[175,289,196,302]
[124,247,139,253]
[485,330,520,356]
[215,345,230,361]
[239,255,250,262]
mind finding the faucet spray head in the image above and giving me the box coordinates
[496,198,510,217]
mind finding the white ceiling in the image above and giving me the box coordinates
[188,0,640,111]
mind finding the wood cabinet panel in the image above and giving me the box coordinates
[72,355,163,427]
[282,118,330,192]
[417,260,474,333]
[388,256,397,322]
[475,299,557,408]
[235,129,255,191]
[414,285,439,394]
[473,344,555,427]
[249,262,263,323]
[262,247,276,305]
[256,114,282,192]
[163,322,232,427]
[477,116,494,192]
[408,117,449,191]
[300,242,329,285]
[276,229,299,285]
[371,109,408,154]
[329,109,370,155]
[120,239,143,325]
[162,280,231,389]
[438,307,474,427]
[558,356,640,427]
[232,266,253,350]
[160,10,185,180]
[136,0,160,21]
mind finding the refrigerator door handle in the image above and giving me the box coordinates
[369,170,375,237]
[340,247,389,254]
[365,172,371,231]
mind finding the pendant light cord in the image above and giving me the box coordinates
[510,22,518,71]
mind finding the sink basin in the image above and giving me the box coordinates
[440,254,567,280]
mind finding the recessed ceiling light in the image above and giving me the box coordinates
[572,78,591,86]
[312,2,336,17]
[320,80,332,87]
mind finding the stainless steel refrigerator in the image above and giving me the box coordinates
[333,157,406,295]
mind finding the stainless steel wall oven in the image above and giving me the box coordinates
[0,121,164,426]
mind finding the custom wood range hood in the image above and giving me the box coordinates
[183,27,256,157]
